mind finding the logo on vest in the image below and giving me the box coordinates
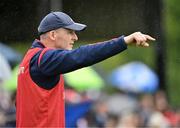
[18,67,25,75]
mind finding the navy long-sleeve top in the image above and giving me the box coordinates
[30,36,127,89]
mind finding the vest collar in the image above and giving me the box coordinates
[31,39,46,48]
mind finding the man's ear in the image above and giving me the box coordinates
[49,31,56,41]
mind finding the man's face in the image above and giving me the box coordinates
[54,28,78,50]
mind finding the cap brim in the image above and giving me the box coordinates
[64,23,87,31]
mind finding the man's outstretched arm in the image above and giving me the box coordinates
[37,32,155,75]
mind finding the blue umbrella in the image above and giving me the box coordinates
[108,61,159,93]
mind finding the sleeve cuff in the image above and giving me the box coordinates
[117,35,128,50]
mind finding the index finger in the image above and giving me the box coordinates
[145,35,156,41]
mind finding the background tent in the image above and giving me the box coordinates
[64,67,104,92]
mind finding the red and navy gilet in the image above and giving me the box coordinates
[16,47,65,127]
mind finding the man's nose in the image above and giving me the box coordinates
[72,32,78,41]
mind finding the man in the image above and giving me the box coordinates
[16,11,155,127]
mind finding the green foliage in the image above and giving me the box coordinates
[165,0,180,107]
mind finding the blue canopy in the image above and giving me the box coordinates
[0,42,22,68]
[108,61,159,93]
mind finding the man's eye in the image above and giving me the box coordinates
[68,30,74,34]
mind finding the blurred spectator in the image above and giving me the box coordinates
[76,117,88,128]
[104,114,119,128]
[94,100,108,127]
[155,90,179,127]
[0,88,11,113]
[0,53,12,108]
[138,94,155,126]
[147,111,170,128]
[4,91,16,127]
[116,111,142,128]
[65,89,82,104]
[0,111,6,127]
[0,53,12,127]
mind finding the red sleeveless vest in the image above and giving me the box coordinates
[16,48,65,127]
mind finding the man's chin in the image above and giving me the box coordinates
[68,46,73,50]
[67,47,73,50]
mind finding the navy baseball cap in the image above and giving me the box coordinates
[38,12,87,34]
